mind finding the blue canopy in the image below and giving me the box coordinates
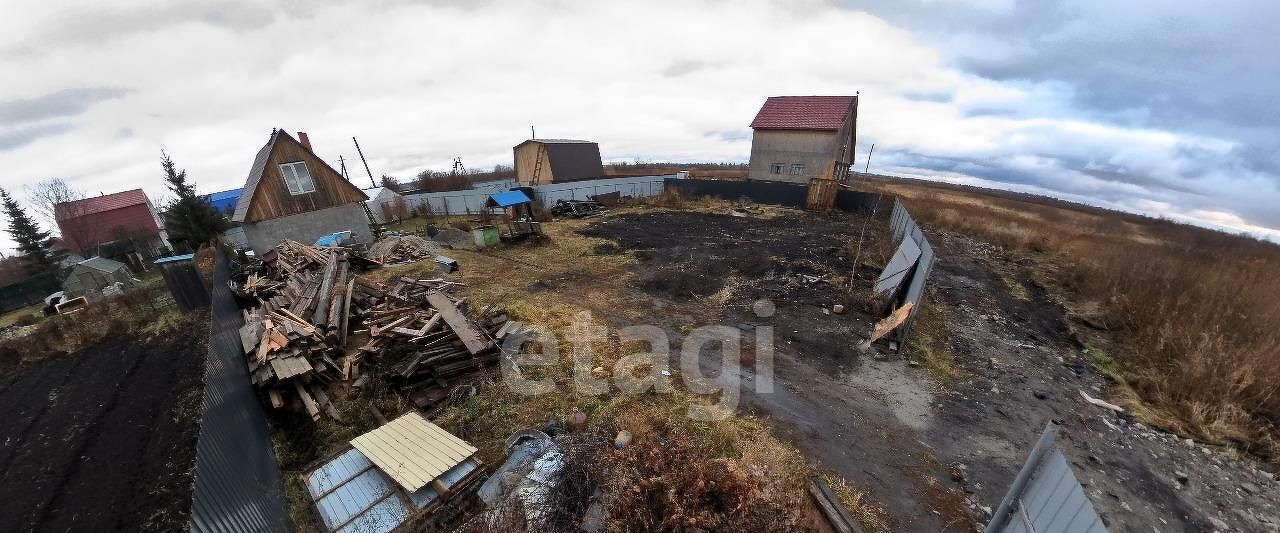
[487,190,532,208]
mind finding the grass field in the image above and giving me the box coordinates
[859,174,1280,462]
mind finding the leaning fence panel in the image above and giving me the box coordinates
[189,253,290,533]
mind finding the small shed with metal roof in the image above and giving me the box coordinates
[63,256,135,298]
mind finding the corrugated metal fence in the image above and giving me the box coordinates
[987,424,1107,533]
[190,253,290,532]
[887,198,936,344]
[401,175,672,215]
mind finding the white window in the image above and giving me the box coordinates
[790,164,806,176]
[279,161,316,195]
[769,163,784,174]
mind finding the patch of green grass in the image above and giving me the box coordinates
[1084,345,1126,382]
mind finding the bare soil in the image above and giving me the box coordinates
[0,330,205,532]
[582,209,1280,532]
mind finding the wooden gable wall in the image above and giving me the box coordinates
[244,134,366,223]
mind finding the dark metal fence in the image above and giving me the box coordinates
[190,252,290,532]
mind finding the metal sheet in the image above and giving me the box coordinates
[305,448,479,533]
[350,412,478,492]
[986,425,1107,533]
[874,237,921,296]
[190,252,290,533]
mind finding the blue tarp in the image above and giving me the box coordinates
[487,190,531,207]
[206,188,243,213]
[154,253,196,265]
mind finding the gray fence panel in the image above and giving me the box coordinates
[403,175,672,215]
[987,425,1106,533]
[190,253,290,532]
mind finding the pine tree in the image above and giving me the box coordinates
[160,151,228,251]
[0,188,60,276]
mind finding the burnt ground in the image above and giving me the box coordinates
[582,209,1280,532]
[0,330,205,532]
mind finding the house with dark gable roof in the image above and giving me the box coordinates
[746,95,859,183]
[231,129,370,254]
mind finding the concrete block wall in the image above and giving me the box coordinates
[241,203,370,255]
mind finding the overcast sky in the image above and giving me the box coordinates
[2,0,1277,253]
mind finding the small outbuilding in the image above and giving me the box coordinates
[63,256,134,299]
[512,139,603,185]
[361,186,407,224]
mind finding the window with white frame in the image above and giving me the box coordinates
[789,164,806,176]
[279,161,316,195]
[770,163,784,174]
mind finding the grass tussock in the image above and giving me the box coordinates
[865,176,1280,461]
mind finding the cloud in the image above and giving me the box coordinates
[0,88,127,124]
[0,0,1275,253]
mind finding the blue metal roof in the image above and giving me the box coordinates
[488,190,531,207]
[154,253,196,265]
[206,188,243,213]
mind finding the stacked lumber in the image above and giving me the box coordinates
[367,235,442,265]
[237,240,506,421]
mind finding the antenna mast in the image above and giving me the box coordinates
[352,137,377,188]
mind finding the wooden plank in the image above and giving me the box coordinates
[294,381,321,421]
[425,292,491,355]
[340,278,355,346]
[268,388,285,409]
[859,302,915,350]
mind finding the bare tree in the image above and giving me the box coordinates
[26,178,84,229]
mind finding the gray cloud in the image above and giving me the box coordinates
[0,87,127,124]
[0,123,75,151]
[3,2,276,56]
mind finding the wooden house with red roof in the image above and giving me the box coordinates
[747,95,859,183]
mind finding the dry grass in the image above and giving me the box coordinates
[374,206,886,529]
[863,175,1280,461]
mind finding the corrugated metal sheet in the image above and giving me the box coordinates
[987,425,1107,533]
[305,447,481,533]
[886,198,936,344]
[875,237,921,296]
[351,412,477,492]
[190,252,289,532]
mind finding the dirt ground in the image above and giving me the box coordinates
[581,208,1280,532]
[0,329,205,532]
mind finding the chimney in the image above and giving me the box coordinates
[298,132,312,151]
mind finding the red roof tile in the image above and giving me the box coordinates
[749,95,857,131]
[54,189,150,219]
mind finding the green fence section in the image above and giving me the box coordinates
[0,275,59,314]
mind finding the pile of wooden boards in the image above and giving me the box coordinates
[366,235,442,265]
[237,240,507,422]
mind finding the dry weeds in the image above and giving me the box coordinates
[864,176,1280,461]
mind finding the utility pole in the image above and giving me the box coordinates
[530,125,536,139]
[864,143,875,174]
[339,155,350,182]
[352,137,377,189]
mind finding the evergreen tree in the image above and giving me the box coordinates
[160,151,228,251]
[0,188,60,276]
